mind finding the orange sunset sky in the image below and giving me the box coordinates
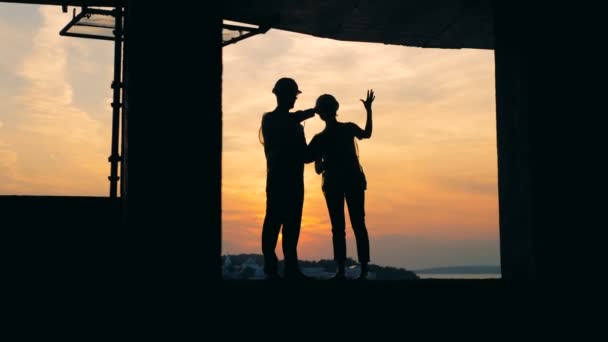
[0,4,499,270]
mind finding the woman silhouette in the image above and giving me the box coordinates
[306,90,375,280]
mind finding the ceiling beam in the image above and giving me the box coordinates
[0,0,125,6]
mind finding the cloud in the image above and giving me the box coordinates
[0,14,31,96]
[436,175,497,196]
[1,6,109,195]
[0,141,20,193]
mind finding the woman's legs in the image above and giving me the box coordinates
[324,188,346,275]
[345,188,370,278]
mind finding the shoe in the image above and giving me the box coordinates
[356,272,368,281]
[328,272,346,281]
[283,269,314,281]
[264,272,282,281]
[357,263,369,280]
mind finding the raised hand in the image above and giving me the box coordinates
[360,89,375,112]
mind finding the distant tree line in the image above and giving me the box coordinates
[223,254,418,280]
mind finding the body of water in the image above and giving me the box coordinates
[417,273,501,279]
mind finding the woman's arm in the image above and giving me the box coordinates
[356,89,375,139]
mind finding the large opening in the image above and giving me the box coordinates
[0,3,122,286]
[221,28,500,280]
[0,3,117,197]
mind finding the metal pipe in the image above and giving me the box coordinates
[108,6,122,197]
[0,1,126,6]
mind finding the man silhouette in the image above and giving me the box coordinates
[260,77,316,280]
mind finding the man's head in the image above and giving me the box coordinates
[315,94,339,121]
[273,77,301,109]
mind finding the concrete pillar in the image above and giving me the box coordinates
[121,1,222,287]
[495,3,574,279]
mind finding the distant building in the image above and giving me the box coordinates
[301,267,334,280]
[222,255,240,279]
[223,255,232,267]
[346,265,376,280]
[240,257,264,279]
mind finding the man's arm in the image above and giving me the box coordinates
[314,158,325,174]
[303,135,319,164]
[293,108,316,123]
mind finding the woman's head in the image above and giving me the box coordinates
[315,94,339,121]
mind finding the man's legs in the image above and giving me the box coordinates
[262,193,283,276]
[282,186,304,275]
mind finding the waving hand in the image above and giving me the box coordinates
[360,89,375,112]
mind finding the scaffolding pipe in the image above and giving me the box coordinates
[108,6,123,198]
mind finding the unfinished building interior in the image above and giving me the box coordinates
[2,1,581,309]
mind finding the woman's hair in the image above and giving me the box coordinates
[316,94,339,115]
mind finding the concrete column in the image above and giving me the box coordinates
[495,3,574,279]
[121,1,222,287]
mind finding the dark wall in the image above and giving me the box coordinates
[2,196,121,287]
[121,2,222,287]
[495,3,575,279]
